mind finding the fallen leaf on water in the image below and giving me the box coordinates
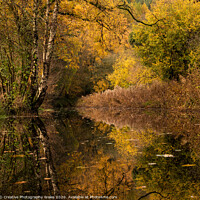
[44,178,51,180]
[12,155,25,158]
[125,139,138,141]
[135,186,146,189]
[90,165,98,168]
[28,137,33,148]
[148,163,157,165]
[190,196,199,199]
[156,154,174,157]
[14,181,27,184]
[182,164,196,167]
[76,166,89,169]
[39,157,47,160]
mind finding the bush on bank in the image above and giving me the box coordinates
[77,68,200,110]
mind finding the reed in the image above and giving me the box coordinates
[77,68,200,110]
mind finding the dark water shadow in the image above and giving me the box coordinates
[0,117,60,196]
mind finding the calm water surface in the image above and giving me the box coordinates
[1,109,200,200]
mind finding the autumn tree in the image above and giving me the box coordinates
[130,0,200,80]
[107,50,160,88]
[0,0,158,112]
[0,0,59,113]
[52,0,131,100]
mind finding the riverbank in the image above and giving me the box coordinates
[77,70,200,110]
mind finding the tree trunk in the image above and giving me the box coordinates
[31,0,59,111]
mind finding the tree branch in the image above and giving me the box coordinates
[58,11,112,31]
[117,2,160,26]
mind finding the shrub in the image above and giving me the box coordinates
[77,68,200,110]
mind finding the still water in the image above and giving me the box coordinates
[1,109,200,199]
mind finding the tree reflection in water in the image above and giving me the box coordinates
[0,113,135,199]
[0,117,60,196]
[55,112,135,199]
[78,108,200,199]
[2,109,200,199]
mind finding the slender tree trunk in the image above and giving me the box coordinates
[32,0,59,111]
[30,0,39,105]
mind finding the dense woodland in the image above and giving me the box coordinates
[0,0,200,113]
[1,1,200,197]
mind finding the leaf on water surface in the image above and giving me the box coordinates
[156,154,174,157]
[28,137,33,148]
[90,165,98,168]
[44,178,52,180]
[106,143,113,145]
[190,196,199,199]
[135,186,146,189]
[14,181,27,184]
[11,155,25,158]
[125,139,136,141]
[148,163,157,165]
[182,164,196,167]
[76,166,89,169]
[43,109,55,112]
[39,157,47,160]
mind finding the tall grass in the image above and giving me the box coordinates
[77,68,200,110]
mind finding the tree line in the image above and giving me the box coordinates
[0,0,200,113]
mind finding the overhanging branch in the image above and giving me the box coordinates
[117,2,160,26]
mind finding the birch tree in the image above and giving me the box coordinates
[0,0,59,113]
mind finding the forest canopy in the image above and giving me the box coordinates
[0,0,200,112]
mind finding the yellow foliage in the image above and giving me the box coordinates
[131,0,200,79]
[109,127,137,157]
[109,126,156,159]
[93,79,110,92]
[57,0,130,64]
[108,51,160,88]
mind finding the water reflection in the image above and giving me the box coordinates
[1,109,200,199]
[0,117,59,196]
[78,108,200,199]
[55,112,134,199]
[132,133,200,199]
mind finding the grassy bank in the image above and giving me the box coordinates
[77,69,200,110]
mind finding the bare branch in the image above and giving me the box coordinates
[117,2,160,26]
